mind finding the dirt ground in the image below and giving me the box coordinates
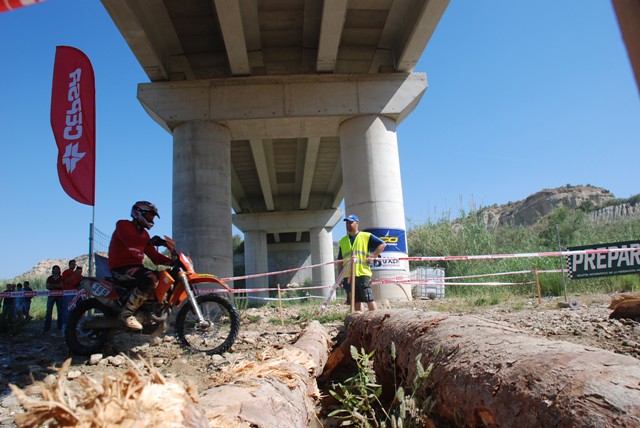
[1,292,639,427]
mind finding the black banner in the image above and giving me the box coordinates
[565,240,640,279]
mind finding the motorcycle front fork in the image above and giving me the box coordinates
[177,271,207,324]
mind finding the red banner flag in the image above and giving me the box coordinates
[51,46,96,206]
[0,0,45,13]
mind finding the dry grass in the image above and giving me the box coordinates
[9,355,207,428]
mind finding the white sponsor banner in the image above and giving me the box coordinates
[370,251,405,271]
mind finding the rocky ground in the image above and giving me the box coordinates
[1,292,639,427]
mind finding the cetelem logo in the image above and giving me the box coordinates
[62,68,86,174]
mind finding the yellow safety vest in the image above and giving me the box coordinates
[339,232,372,278]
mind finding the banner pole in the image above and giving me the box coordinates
[277,284,284,327]
[350,256,356,313]
[535,269,542,305]
[556,225,568,302]
[88,207,95,276]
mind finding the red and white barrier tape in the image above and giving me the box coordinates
[220,258,342,283]
[403,246,638,263]
[1,246,631,298]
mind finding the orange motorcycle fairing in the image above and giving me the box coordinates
[155,270,175,302]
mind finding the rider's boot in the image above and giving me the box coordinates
[120,289,147,331]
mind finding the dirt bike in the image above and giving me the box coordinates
[64,236,240,356]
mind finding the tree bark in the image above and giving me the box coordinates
[198,320,332,428]
[327,310,640,428]
[609,293,640,320]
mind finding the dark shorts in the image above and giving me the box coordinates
[342,276,375,303]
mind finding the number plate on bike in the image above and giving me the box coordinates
[91,282,112,297]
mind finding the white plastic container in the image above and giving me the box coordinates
[411,267,445,299]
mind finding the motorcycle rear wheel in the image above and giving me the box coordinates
[175,294,240,355]
[65,298,115,356]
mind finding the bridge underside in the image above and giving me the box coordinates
[101,0,449,300]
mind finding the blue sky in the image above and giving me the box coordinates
[1,1,638,280]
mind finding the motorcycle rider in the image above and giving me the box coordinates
[108,201,173,330]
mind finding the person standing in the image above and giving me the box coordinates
[337,214,386,312]
[61,260,83,330]
[14,283,24,322]
[22,281,33,321]
[0,283,16,328]
[108,201,173,330]
[43,265,64,334]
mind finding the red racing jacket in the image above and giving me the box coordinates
[108,219,172,270]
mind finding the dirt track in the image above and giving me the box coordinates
[1,293,638,426]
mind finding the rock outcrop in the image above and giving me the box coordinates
[13,253,106,282]
[477,185,617,229]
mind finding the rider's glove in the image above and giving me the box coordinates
[149,235,166,247]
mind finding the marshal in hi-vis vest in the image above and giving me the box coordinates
[339,232,372,278]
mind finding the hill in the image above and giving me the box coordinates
[475,185,639,229]
[9,253,107,284]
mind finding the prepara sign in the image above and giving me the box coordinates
[566,240,640,279]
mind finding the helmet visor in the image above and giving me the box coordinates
[143,211,157,222]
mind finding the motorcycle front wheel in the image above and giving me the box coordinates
[175,294,240,355]
[65,298,115,356]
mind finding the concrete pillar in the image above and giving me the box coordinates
[244,229,269,303]
[310,226,336,298]
[172,121,233,279]
[339,115,411,301]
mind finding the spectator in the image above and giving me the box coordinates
[61,260,83,329]
[337,214,386,312]
[22,281,33,321]
[43,265,64,334]
[1,283,16,328]
[15,283,24,322]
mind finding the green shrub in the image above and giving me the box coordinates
[408,207,640,297]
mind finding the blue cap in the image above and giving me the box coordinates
[344,214,359,222]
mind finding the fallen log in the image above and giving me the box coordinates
[199,320,332,428]
[325,310,640,427]
[609,293,640,320]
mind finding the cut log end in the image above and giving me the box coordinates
[609,293,640,320]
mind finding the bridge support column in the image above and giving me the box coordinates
[172,120,233,279]
[310,226,336,298]
[339,115,411,302]
[233,209,342,302]
[244,229,269,304]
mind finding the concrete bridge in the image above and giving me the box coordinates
[100,0,449,300]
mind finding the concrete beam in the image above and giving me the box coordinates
[317,0,348,72]
[230,166,246,213]
[137,72,427,138]
[395,0,450,72]
[239,0,264,69]
[300,137,320,209]
[101,0,166,81]
[213,0,251,75]
[101,0,186,81]
[249,139,275,211]
[233,209,343,233]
